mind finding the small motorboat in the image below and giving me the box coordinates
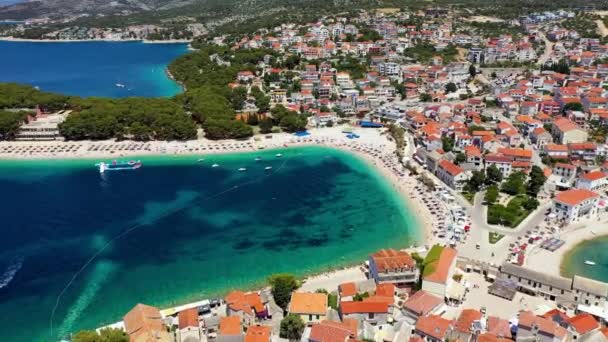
[212,163,219,168]
[585,260,596,266]
[255,157,262,161]
[238,167,247,172]
[275,153,283,157]
[265,166,273,170]
[115,83,126,88]
[197,158,205,162]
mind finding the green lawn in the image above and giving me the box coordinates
[489,232,505,244]
[487,194,533,228]
[462,192,475,204]
[422,245,444,276]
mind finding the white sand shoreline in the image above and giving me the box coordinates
[525,218,608,277]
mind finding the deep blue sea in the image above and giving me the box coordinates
[0,41,187,97]
[0,146,419,342]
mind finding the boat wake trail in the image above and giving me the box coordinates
[49,154,291,338]
[0,256,24,289]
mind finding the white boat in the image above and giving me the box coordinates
[585,260,596,265]
[115,83,126,88]
[265,166,272,170]
[197,158,205,162]
[238,168,247,172]
[275,153,283,157]
[255,157,262,161]
[212,163,219,168]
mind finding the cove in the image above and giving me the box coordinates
[0,146,420,342]
[0,41,187,97]
[561,235,608,282]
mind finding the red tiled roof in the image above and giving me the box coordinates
[415,315,453,340]
[454,309,482,333]
[371,249,416,272]
[375,283,395,297]
[402,290,442,316]
[438,160,463,176]
[123,303,167,341]
[219,316,242,335]
[497,147,533,159]
[309,321,353,342]
[568,313,599,334]
[554,189,599,206]
[519,311,567,338]
[486,316,512,339]
[245,325,271,342]
[178,308,198,329]
[581,171,607,181]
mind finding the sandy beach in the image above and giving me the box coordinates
[525,217,608,277]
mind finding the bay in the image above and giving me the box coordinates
[561,236,608,282]
[0,146,420,342]
[0,41,187,97]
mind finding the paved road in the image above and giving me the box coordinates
[537,31,554,65]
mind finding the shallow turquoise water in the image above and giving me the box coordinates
[0,146,420,341]
[561,236,608,282]
[0,41,187,97]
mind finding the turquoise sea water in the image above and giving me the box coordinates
[0,41,187,97]
[0,146,420,342]
[561,236,608,282]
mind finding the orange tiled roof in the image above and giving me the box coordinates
[438,160,463,177]
[219,316,242,336]
[290,292,328,315]
[375,283,395,297]
[497,147,533,159]
[178,308,198,329]
[402,290,442,316]
[423,247,457,284]
[339,282,357,297]
[309,321,353,342]
[415,315,453,340]
[454,309,482,333]
[486,316,512,339]
[568,313,599,334]
[519,311,567,338]
[581,171,607,181]
[554,189,599,206]
[245,325,272,342]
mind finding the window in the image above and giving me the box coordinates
[309,315,312,321]
[369,313,375,319]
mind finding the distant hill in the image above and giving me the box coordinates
[0,0,604,24]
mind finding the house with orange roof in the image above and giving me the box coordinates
[414,315,453,342]
[497,147,533,162]
[422,246,458,298]
[401,290,444,322]
[368,249,419,287]
[551,117,588,144]
[568,313,599,339]
[245,325,272,342]
[484,153,513,179]
[289,292,328,324]
[309,320,355,342]
[219,316,243,336]
[225,291,267,326]
[123,303,172,342]
[464,145,482,169]
[449,309,482,342]
[553,189,600,225]
[575,171,608,192]
[339,282,358,301]
[178,307,201,342]
[544,144,569,160]
[486,316,512,340]
[517,311,568,342]
[436,160,469,191]
[339,301,390,325]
